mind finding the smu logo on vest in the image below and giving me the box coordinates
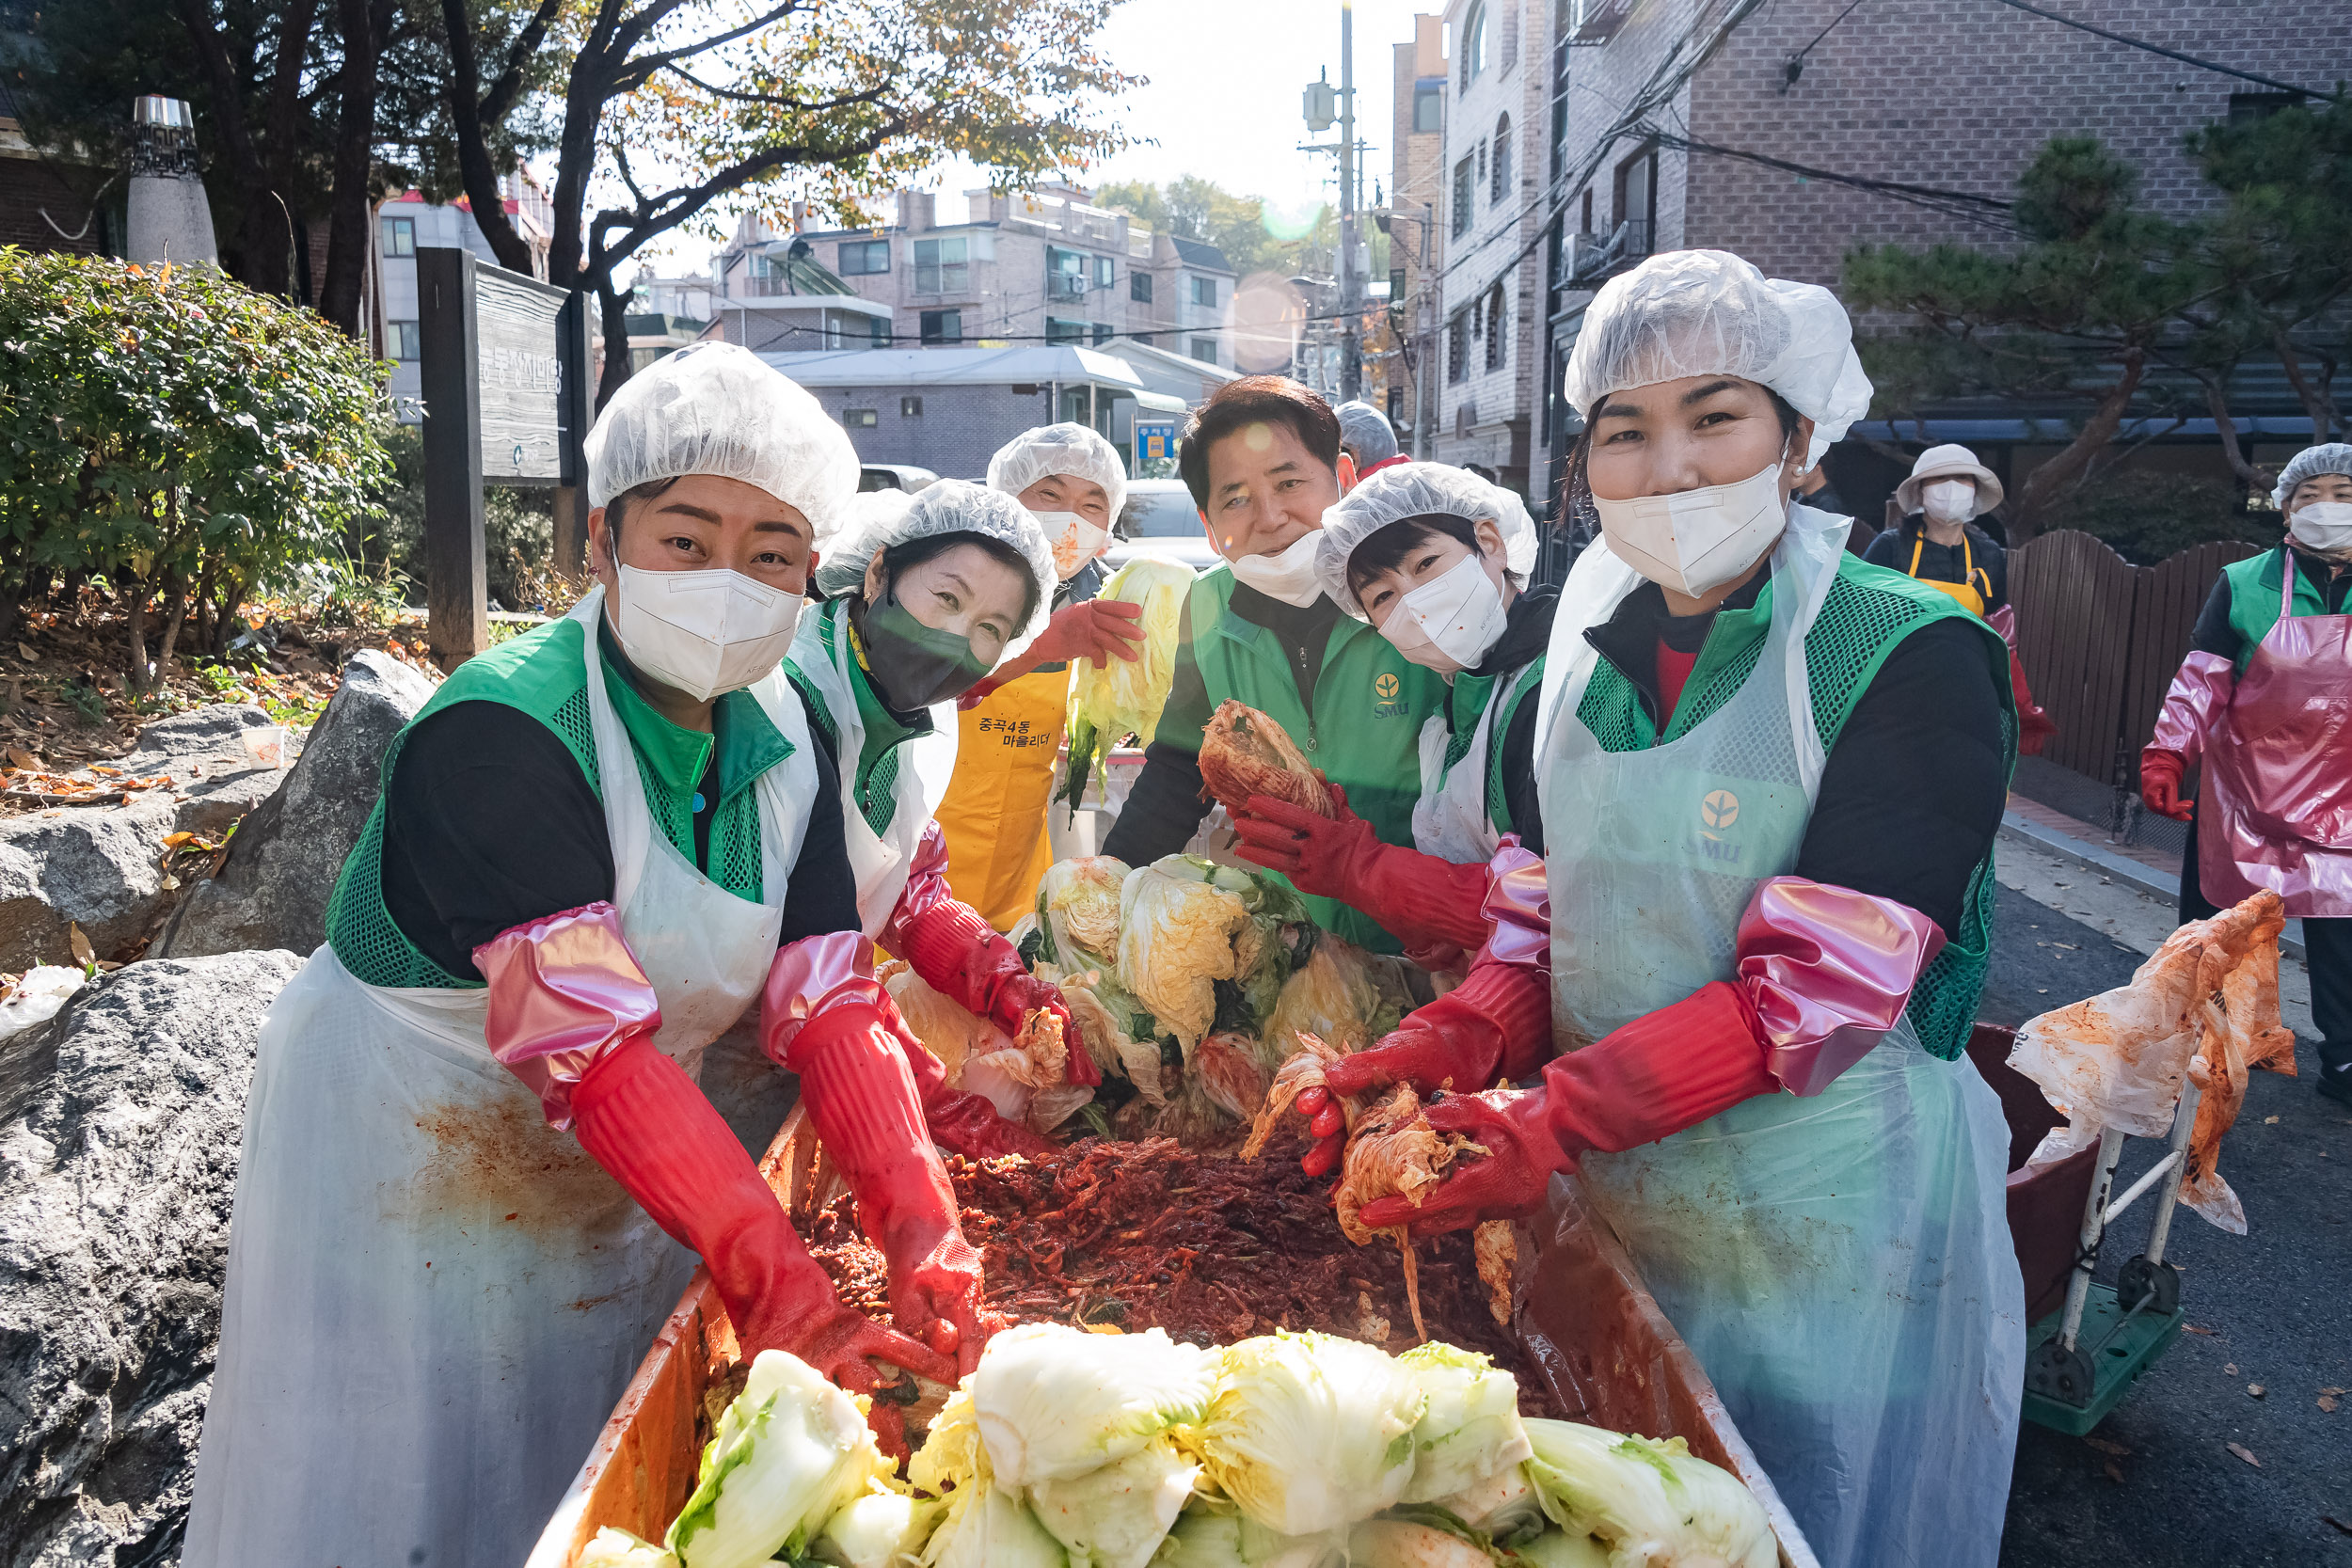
[1372,671,1409,719]
[1694,788,1742,864]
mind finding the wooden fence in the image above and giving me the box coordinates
[2009,531,2264,792]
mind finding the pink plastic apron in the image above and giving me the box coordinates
[2197,553,2352,917]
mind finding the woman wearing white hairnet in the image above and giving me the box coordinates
[933,423,1145,927]
[2142,441,2352,1107]
[1282,252,2025,1566]
[184,345,983,1566]
[788,478,1099,1143]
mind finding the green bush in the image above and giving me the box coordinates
[2037,467,2281,565]
[364,421,557,613]
[0,249,390,688]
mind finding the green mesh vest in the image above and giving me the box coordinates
[2218,546,2338,674]
[1570,554,2016,1060]
[326,616,787,989]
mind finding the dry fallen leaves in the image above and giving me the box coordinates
[2264,1115,2279,1124]
[2101,1461,2124,1483]
[2183,1323,2217,1336]
[2226,1442,2260,1467]
[2085,1436,2132,1457]
[2320,1395,2340,1414]
[2225,1362,2240,1375]
[67,923,93,967]
[2248,1384,2265,1399]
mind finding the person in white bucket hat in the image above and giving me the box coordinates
[1865,442,2009,616]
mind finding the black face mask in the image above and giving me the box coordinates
[858,588,993,709]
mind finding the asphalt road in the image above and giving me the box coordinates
[1978,850,2352,1567]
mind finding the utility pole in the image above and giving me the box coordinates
[1338,0,1361,403]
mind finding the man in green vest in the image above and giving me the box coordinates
[1101,376,1446,953]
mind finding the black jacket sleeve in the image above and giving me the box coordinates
[1498,689,1546,859]
[1101,607,1215,866]
[2188,573,2240,662]
[379,700,618,979]
[1860,529,1902,570]
[1793,617,2009,938]
[778,683,862,944]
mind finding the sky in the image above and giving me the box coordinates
[644,0,1442,270]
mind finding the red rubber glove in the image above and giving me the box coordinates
[2140,748,2192,822]
[1231,783,1493,960]
[896,896,1095,1085]
[786,997,993,1376]
[1293,952,1553,1176]
[1358,982,1780,1237]
[571,1033,954,1390]
[1024,597,1145,671]
[956,674,1009,711]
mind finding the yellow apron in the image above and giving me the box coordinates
[936,663,1069,929]
[1907,530,1992,617]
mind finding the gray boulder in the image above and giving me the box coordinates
[0,949,303,1567]
[156,652,435,961]
[0,707,292,970]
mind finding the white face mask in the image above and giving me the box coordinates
[1591,455,1790,598]
[1227,531,1327,607]
[2288,499,2352,561]
[1033,509,1110,579]
[612,564,803,703]
[1922,478,1978,525]
[1377,554,1510,677]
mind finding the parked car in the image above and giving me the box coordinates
[1103,478,1217,573]
[859,463,938,493]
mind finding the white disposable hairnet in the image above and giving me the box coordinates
[1314,461,1538,619]
[814,478,1057,639]
[1562,249,1872,469]
[2272,442,2352,510]
[985,421,1129,521]
[1334,401,1400,466]
[585,342,859,545]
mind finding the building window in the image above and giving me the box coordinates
[1192,276,1217,308]
[1458,2,1486,89]
[2229,91,2303,123]
[1413,80,1443,133]
[1133,332,1155,346]
[838,239,889,276]
[919,309,962,343]
[1047,317,1087,345]
[1453,157,1473,237]
[1614,147,1657,259]
[388,320,421,360]
[1092,323,1113,346]
[868,315,892,346]
[1502,2,1519,72]
[1491,116,1513,204]
[914,237,968,294]
[1131,271,1153,303]
[381,215,416,258]
[1484,284,1506,372]
[842,408,878,428]
[1190,337,1218,365]
[901,396,924,418]
[1047,245,1088,302]
[1447,309,1469,384]
[1094,255,1116,289]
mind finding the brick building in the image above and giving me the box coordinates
[1434,0,1554,499]
[726,185,1238,366]
[1541,0,2352,514]
[1389,13,1449,453]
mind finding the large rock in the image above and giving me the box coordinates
[0,950,303,1567]
[0,708,292,971]
[156,652,435,961]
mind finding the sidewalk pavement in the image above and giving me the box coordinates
[1999,796,2308,961]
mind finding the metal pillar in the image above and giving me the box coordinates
[1338,0,1361,403]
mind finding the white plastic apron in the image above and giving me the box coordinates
[788,597,961,938]
[1411,696,1504,865]
[1532,506,2024,1568]
[183,589,818,1568]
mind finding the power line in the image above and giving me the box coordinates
[1982,0,2328,98]
[1645,130,2020,234]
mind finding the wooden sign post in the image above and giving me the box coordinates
[417,246,586,670]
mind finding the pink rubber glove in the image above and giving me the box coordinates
[1232,782,1495,962]
[2140,749,2192,822]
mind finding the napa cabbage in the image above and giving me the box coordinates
[1118,862,1248,1051]
[577,1528,677,1567]
[1395,1343,1534,1504]
[972,1323,1219,1488]
[920,1483,1071,1568]
[665,1350,888,1568]
[1194,1332,1427,1537]
[1029,1434,1200,1568]
[1148,1509,1344,1568]
[811,1486,946,1568]
[1038,857,1133,972]
[1520,1419,1774,1568]
[1062,557,1197,817]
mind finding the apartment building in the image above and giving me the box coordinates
[374,172,554,418]
[726,185,1237,365]
[1389,13,1448,453]
[1434,0,1553,498]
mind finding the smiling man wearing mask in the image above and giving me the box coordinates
[185,345,975,1568]
[934,423,1144,928]
[1278,251,2026,1568]
[2142,441,2352,1108]
[1099,376,1446,954]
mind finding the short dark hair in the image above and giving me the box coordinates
[1176,376,1343,510]
[1343,513,1527,607]
[604,475,682,539]
[876,531,1041,631]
